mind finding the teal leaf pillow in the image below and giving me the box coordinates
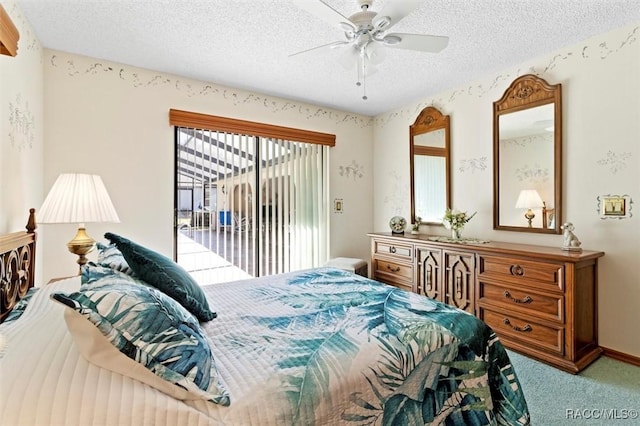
[80,262,149,288]
[50,279,230,406]
[96,242,135,276]
[104,232,216,322]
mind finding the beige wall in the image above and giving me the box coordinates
[0,0,43,277]
[373,23,640,357]
[40,50,374,281]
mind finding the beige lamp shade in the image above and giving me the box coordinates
[39,174,120,224]
[39,173,119,272]
[515,189,543,227]
[515,189,543,209]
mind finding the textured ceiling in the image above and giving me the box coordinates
[17,0,640,116]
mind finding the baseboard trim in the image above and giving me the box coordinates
[601,346,640,367]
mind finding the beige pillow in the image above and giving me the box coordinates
[65,308,209,401]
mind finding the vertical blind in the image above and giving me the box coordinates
[171,110,333,283]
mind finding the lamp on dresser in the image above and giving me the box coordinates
[515,189,544,228]
[38,173,120,273]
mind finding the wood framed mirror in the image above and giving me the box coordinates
[493,74,562,234]
[410,106,451,225]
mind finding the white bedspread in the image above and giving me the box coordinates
[0,277,215,426]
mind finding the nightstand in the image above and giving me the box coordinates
[325,257,368,277]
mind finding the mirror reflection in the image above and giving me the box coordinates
[414,155,446,221]
[493,74,562,234]
[410,107,450,225]
[498,103,554,228]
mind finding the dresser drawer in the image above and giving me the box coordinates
[477,255,564,292]
[477,282,564,323]
[480,308,564,355]
[374,240,413,260]
[374,258,412,279]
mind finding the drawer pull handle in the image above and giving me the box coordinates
[503,291,532,304]
[389,246,397,254]
[510,264,524,276]
[386,264,401,273]
[503,318,532,333]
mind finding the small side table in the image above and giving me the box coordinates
[325,257,368,278]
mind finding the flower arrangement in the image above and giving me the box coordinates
[411,216,422,234]
[443,208,477,231]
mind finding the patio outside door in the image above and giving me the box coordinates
[174,126,328,285]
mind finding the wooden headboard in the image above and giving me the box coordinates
[0,208,37,323]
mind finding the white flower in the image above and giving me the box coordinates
[443,208,476,230]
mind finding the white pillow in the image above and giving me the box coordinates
[51,278,230,406]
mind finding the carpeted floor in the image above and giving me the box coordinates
[507,350,640,425]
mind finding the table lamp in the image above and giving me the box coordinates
[39,173,120,272]
[515,189,543,227]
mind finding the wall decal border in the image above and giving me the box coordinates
[597,150,632,174]
[459,157,488,174]
[338,160,365,180]
[8,94,34,151]
[375,25,638,129]
[48,53,372,129]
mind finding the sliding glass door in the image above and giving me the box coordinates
[174,125,329,285]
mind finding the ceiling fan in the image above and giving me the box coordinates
[290,0,449,99]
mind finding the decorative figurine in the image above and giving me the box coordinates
[561,222,582,252]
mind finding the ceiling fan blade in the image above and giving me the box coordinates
[289,40,350,58]
[372,0,424,31]
[384,33,449,53]
[292,0,354,31]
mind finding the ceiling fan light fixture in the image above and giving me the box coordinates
[382,34,402,45]
[355,33,372,49]
[365,42,386,64]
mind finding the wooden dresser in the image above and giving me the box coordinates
[369,232,605,373]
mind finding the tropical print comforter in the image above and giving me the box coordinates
[197,267,531,425]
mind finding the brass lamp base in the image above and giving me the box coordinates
[524,209,535,227]
[67,226,96,274]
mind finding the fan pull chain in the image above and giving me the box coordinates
[361,56,368,100]
[362,79,367,100]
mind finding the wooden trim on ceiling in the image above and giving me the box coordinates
[0,4,19,57]
[169,109,336,147]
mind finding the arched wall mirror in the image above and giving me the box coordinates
[410,106,451,225]
[493,74,562,234]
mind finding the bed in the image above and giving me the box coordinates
[0,210,531,425]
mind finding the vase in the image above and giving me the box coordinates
[451,228,462,240]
